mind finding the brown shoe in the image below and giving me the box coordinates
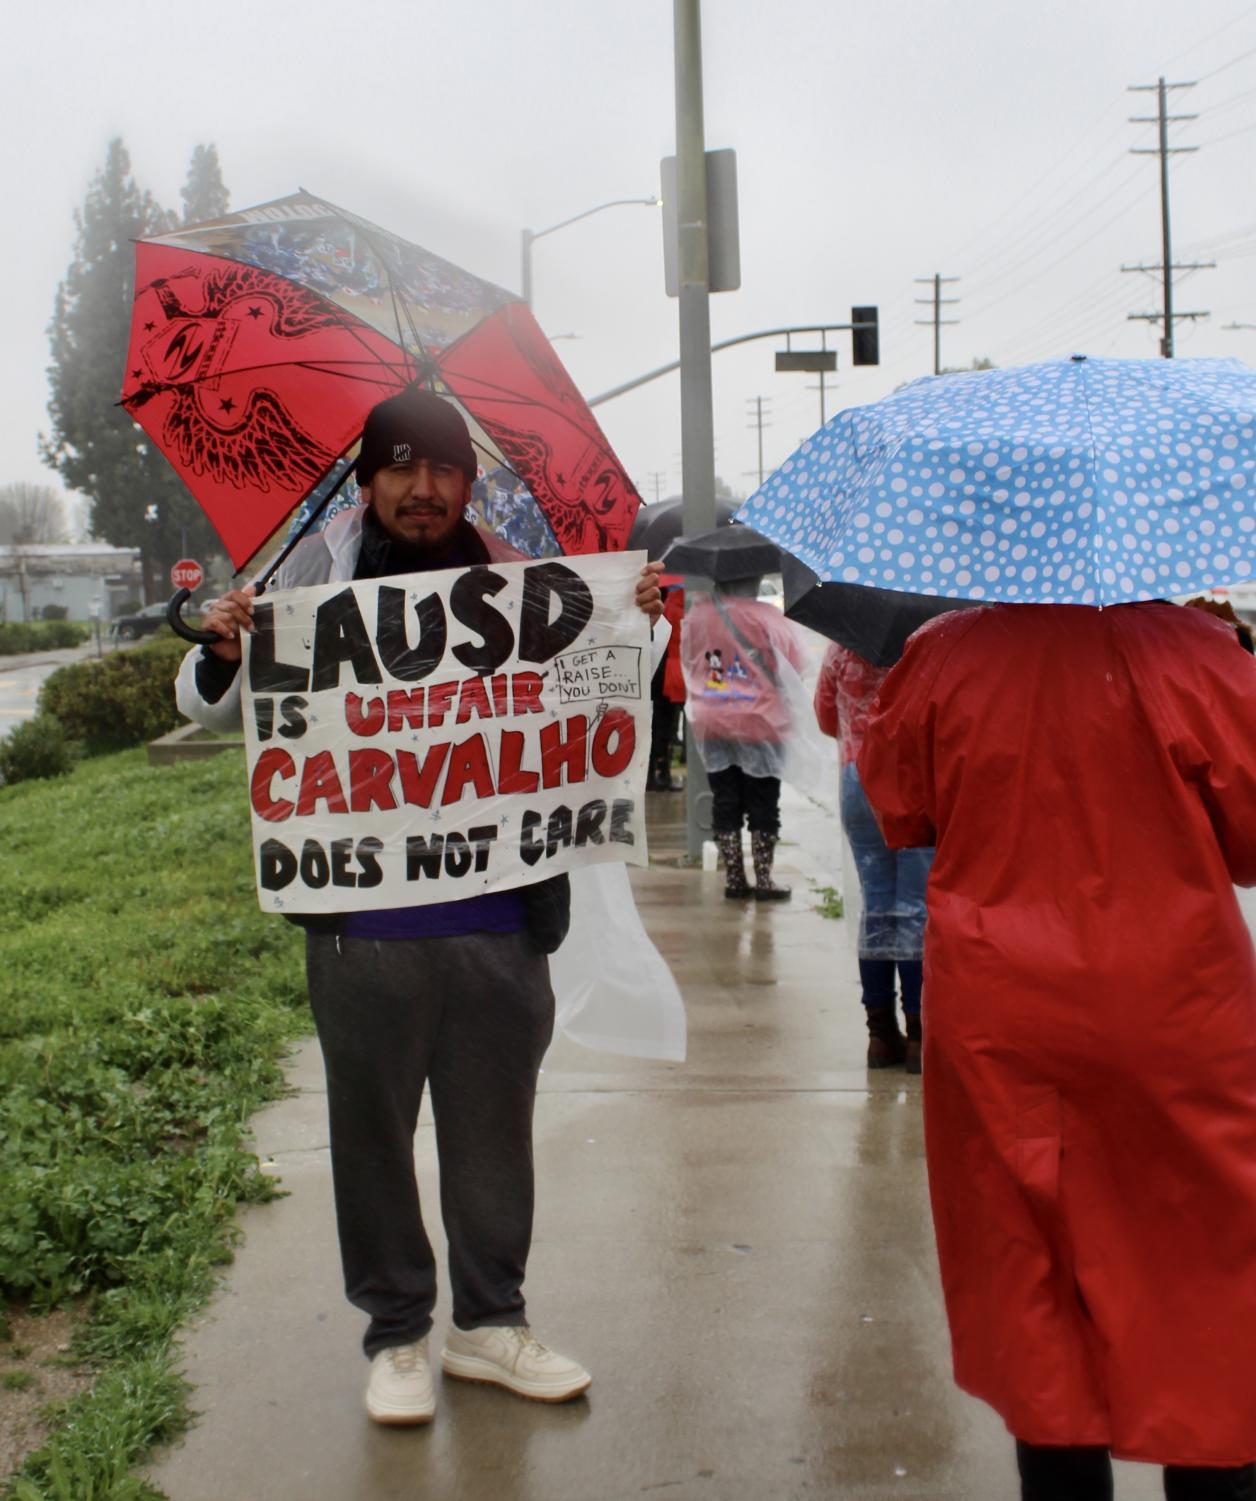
[865,1004,906,1069]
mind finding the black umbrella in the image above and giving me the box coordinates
[628,495,740,561]
[661,523,782,583]
[779,553,981,667]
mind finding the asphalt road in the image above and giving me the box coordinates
[0,635,122,741]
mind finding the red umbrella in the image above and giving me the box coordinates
[120,191,641,579]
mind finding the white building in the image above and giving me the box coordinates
[0,542,143,622]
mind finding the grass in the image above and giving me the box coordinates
[812,884,845,920]
[0,749,307,1500]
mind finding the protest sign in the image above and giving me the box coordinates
[240,551,650,913]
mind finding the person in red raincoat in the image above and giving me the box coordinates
[648,586,687,791]
[858,601,1256,1501]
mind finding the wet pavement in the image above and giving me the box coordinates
[146,780,1214,1501]
[0,636,120,740]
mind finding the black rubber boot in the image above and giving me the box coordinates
[865,1005,907,1069]
[1164,1463,1256,1501]
[1016,1441,1113,1501]
[716,832,750,899]
[750,831,791,901]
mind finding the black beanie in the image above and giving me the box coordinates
[355,388,477,488]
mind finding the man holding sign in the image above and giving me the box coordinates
[176,388,663,1424]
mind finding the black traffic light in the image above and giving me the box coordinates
[851,306,880,366]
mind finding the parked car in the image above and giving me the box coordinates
[109,602,173,640]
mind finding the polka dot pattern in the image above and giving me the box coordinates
[738,357,1256,605]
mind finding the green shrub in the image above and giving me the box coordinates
[115,598,142,617]
[0,715,76,786]
[39,636,189,755]
[40,604,69,622]
[0,621,91,656]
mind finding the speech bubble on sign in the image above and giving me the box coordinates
[553,646,643,706]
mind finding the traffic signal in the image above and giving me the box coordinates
[851,306,880,366]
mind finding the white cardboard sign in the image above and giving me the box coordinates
[240,551,650,913]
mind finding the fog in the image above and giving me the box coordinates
[5,0,1256,521]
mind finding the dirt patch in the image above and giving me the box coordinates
[0,1302,94,1482]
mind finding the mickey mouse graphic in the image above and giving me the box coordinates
[705,648,726,691]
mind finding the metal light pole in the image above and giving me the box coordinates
[674,0,716,861]
[521,198,659,307]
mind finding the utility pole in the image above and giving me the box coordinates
[914,274,960,375]
[746,396,772,487]
[803,330,834,426]
[674,0,716,861]
[647,470,666,503]
[804,373,834,429]
[1125,77,1211,357]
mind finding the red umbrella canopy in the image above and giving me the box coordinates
[121,192,641,569]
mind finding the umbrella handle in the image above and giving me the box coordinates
[166,588,220,646]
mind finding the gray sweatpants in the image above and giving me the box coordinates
[305,930,555,1358]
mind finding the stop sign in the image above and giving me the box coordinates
[171,558,204,592]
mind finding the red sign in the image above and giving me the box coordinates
[171,558,204,591]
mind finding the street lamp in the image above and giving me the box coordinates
[521,197,660,307]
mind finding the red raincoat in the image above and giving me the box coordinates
[858,602,1256,1464]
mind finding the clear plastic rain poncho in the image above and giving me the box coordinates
[681,587,826,794]
[814,642,933,959]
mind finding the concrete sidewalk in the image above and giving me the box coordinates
[148,781,1168,1501]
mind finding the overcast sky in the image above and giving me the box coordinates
[5,0,1256,537]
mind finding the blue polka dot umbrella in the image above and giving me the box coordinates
[736,356,1256,606]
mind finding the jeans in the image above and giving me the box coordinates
[840,760,933,962]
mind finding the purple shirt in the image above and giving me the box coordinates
[342,889,526,941]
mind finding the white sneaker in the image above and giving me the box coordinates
[441,1324,591,1402]
[365,1337,436,1425]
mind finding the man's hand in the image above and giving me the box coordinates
[634,561,664,625]
[201,585,257,662]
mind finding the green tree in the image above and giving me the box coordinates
[41,139,218,584]
[940,356,996,374]
[181,143,229,226]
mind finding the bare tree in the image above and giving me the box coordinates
[0,483,69,545]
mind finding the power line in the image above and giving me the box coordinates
[965,171,1161,327]
[959,142,1150,287]
[1198,39,1256,81]
[938,97,1134,271]
[988,272,1129,362]
[1193,116,1256,146]
[1180,214,1256,254]
[992,285,1137,366]
[1160,4,1256,67]
[1197,78,1256,116]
